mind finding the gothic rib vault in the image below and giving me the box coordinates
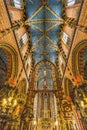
[0,0,87,130]
[25,0,62,90]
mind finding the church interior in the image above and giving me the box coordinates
[0,0,87,130]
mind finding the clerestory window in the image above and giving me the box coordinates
[13,0,23,8]
[62,31,71,46]
[6,0,23,9]
[19,33,29,48]
[66,0,82,6]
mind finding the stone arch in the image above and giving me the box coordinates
[35,60,57,71]
[0,43,18,78]
[33,60,58,90]
[72,40,87,81]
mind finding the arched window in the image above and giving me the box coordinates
[72,41,87,81]
[19,33,29,48]
[62,31,71,46]
[0,48,8,85]
[6,0,23,9]
[66,0,82,6]
[79,47,87,80]
[83,48,87,79]
[0,47,14,85]
[67,0,76,6]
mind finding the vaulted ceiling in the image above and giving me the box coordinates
[25,0,63,89]
[25,0,62,65]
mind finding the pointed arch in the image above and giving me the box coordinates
[0,43,18,78]
[72,40,87,81]
[32,60,59,90]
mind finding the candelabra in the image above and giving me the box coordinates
[0,85,18,130]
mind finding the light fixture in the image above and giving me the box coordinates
[2,96,17,106]
[80,101,84,108]
[55,120,58,126]
[33,120,37,125]
[2,98,7,106]
[0,92,18,120]
[13,99,17,107]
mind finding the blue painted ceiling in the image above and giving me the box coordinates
[25,0,62,90]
